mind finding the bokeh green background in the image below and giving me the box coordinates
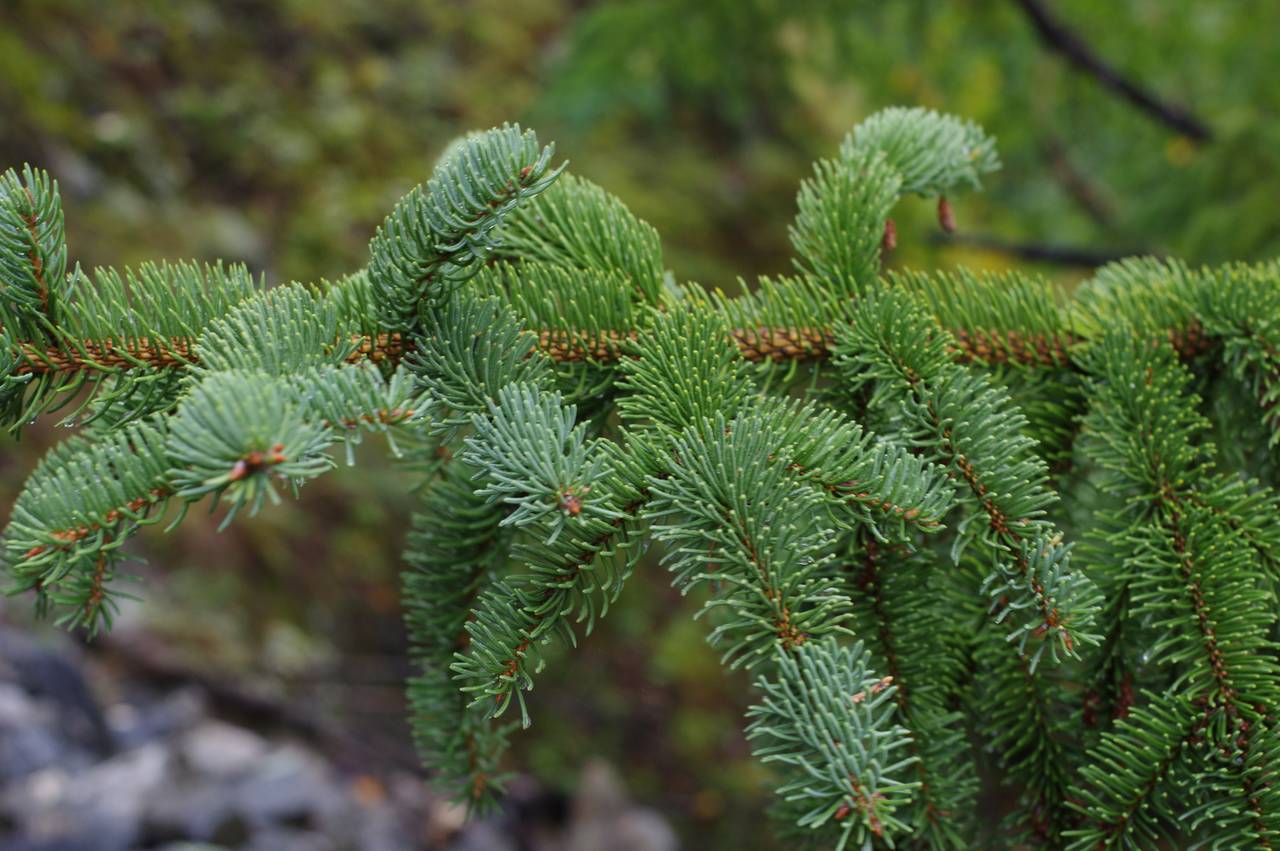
[2,1,1277,845]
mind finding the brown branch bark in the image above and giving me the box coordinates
[12,325,1080,378]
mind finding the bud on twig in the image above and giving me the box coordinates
[937,196,956,233]
[881,218,898,254]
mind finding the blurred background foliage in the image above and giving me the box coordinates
[1,0,1277,846]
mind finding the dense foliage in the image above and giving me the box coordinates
[4,103,1279,848]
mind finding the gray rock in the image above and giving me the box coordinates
[180,720,268,777]
[566,761,678,851]
[1,744,169,849]
[232,745,339,829]
[446,821,520,851]
[0,683,66,780]
[140,783,244,844]
[0,630,112,756]
[0,683,39,726]
[107,687,205,749]
[67,741,170,822]
[239,827,333,851]
[0,725,65,782]
[0,838,133,851]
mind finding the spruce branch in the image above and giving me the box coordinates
[57,261,260,357]
[193,283,353,376]
[1196,260,1280,451]
[843,106,1000,199]
[287,363,429,454]
[746,638,918,850]
[1064,692,1208,849]
[472,260,638,342]
[1070,333,1280,845]
[835,287,1098,662]
[971,638,1076,844]
[5,105,1280,849]
[645,411,854,666]
[165,371,336,520]
[3,417,172,632]
[367,124,564,330]
[1078,333,1279,710]
[406,292,554,432]
[464,383,616,537]
[495,173,665,306]
[0,165,68,337]
[450,386,648,725]
[846,540,979,847]
[889,268,1075,369]
[1072,256,1211,351]
[5,355,427,617]
[0,260,260,428]
[14,337,197,374]
[450,479,647,725]
[10,320,1088,379]
[790,149,901,297]
[835,287,1094,838]
[1237,720,1280,847]
[402,460,514,811]
[749,395,956,535]
[616,308,754,431]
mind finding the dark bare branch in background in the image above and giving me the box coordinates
[1040,134,1116,228]
[1013,0,1213,142]
[932,231,1146,268]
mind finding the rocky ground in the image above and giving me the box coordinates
[0,627,677,851]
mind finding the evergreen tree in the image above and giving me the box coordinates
[3,107,1278,849]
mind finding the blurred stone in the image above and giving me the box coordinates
[446,821,520,851]
[566,760,678,851]
[426,796,468,843]
[0,630,112,757]
[140,783,243,844]
[347,778,419,851]
[240,827,333,851]
[107,687,205,749]
[45,143,104,199]
[210,813,253,847]
[2,743,169,850]
[70,741,170,818]
[0,683,66,781]
[180,720,268,777]
[0,629,680,851]
[0,724,65,782]
[0,839,132,851]
[232,745,338,829]
[0,683,38,725]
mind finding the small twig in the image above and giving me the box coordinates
[1013,0,1212,142]
[1039,134,1115,228]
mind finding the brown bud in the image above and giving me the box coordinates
[937,196,956,233]
[881,218,898,253]
[560,491,583,516]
